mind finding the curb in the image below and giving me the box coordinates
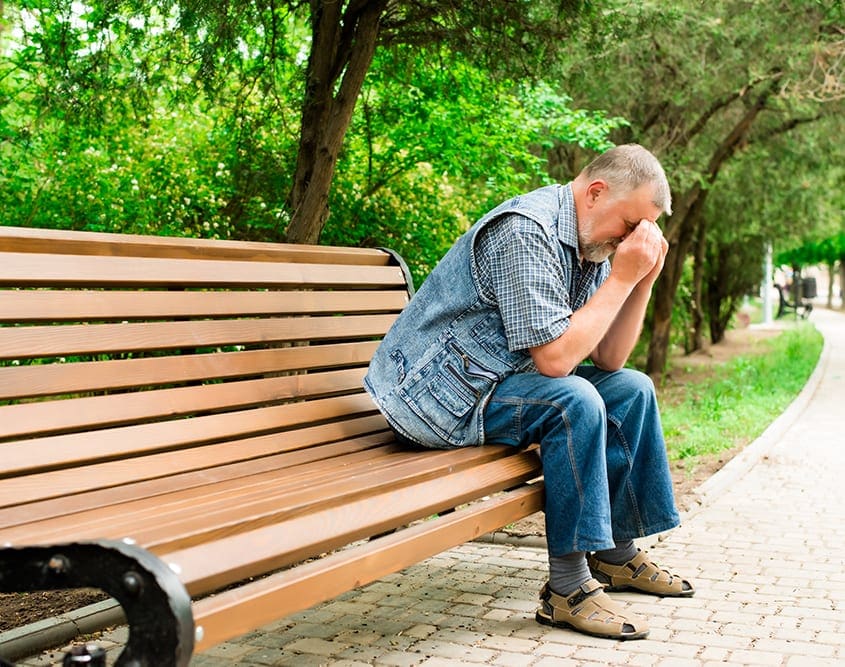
[0,600,124,663]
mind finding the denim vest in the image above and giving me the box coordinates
[364,183,584,449]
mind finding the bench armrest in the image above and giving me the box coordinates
[0,540,194,667]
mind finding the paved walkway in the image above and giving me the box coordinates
[18,310,845,666]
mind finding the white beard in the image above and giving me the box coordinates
[580,241,617,263]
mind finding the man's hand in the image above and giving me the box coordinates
[642,229,669,286]
[611,220,666,286]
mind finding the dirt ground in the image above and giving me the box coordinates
[0,325,783,633]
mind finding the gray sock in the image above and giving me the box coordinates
[594,540,638,565]
[549,551,591,595]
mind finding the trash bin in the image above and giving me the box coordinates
[802,277,817,299]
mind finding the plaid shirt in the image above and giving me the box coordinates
[475,196,609,353]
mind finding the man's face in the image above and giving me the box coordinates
[579,182,663,263]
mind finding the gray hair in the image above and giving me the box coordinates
[582,144,672,216]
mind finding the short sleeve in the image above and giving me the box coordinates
[475,214,574,352]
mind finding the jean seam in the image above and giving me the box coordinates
[557,405,587,552]
[608,414,645,536]
[513,401,522,443]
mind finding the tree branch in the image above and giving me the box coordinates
[704,71,783,184]
[750,113,826,145]
[671,71,782,149]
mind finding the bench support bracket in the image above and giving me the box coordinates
[0,539,194,667]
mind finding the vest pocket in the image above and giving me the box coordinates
[432,363,478,415]
[399,344,497,447]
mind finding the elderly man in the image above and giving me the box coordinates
[365,144,693,640]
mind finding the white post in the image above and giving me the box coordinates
[762,242,773,324]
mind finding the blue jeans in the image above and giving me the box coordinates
[483,366,680,556]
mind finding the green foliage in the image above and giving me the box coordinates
[321,45,627,286]
[704,236,767,343]
[671,258,696,353]
[777,232,845,269]
[661,322,823,463]
[1,5,623,274]
[1,106,226,237]
[699,154,774,342]
[549,0,844,370]
[0,2,304,237]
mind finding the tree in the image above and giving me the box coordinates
[282,0,389,244]
[169,0,598,243]
[1,0,608,242]
[0,1,625,277]
[554,0,845,374]
[690,127,843,344]
[2,1,605,243]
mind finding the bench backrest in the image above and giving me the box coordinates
[0,225,410,527]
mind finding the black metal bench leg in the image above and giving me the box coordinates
[0,540,194,667]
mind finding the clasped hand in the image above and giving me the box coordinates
[612,220,668,286]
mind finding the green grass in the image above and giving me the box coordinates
[660,322,824,463]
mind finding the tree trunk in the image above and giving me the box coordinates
[646,202,701,376]
[284,0,388,245]
[690,217,708,353]
[645,76,780,376]
[647,273,675,379]
[706,245,729,345]
[827,260,835,308]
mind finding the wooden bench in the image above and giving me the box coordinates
[0,226,544,666]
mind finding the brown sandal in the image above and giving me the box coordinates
[535,579,649,640]
[588,549,695,597]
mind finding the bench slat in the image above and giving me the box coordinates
[0,289,408,322]
[134,449,534,555]
[164,452,542,595]
[0,225,393,265]
[0,314,397,359]
[91,447,514,541]
[0,393,378,477]
[0,252,406,288]
[0,418,391,515]
[0,341,379,400]
[191,485,544,651]
[0,367,368,440]
[3,445,518,549]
